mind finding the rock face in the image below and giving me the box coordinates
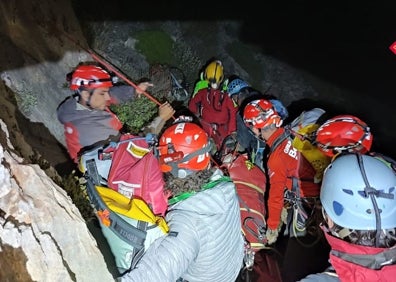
[0,120,114,282]
[0,0,93,148]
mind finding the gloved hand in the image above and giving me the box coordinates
[266,228,279,245]
[281,207,289,225]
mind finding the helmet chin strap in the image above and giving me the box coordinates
[168,141,213,178]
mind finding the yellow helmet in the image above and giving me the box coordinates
[204,60,224,89]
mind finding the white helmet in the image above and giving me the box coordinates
[321,154,396,230]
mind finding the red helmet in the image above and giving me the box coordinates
[70,65,113,90]
[315,115,373,157]
[243,99,282,129]
[158,122,212,177]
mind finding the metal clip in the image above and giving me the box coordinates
[243,242,255,271]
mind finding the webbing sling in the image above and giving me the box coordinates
[85,159,148,263]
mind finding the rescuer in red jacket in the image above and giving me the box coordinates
[188,59,238,151]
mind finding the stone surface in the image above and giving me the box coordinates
[0,120,114,282]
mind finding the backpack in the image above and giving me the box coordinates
[106,133,167,216]
[78,134,169,274]
[269,108,330,237]
[222,153,282,282]
[224,153,267,252]
[85,175,169,274]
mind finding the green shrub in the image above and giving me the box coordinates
[60,171,94,221]
[135,30,173,64]
[110,97,158,134]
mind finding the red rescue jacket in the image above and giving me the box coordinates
[325,231,396,281]
[266,127,320,230]
[188,87,238,148]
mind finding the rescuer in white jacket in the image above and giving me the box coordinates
[120,121,244,282]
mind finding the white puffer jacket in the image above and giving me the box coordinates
[120,170,244,282]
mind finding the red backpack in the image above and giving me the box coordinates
[222,153,282,282]
[106,133,168,216]
[222,153,267,251]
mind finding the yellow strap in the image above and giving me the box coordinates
[96,186,169,233]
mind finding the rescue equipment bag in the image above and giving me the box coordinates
[97,133,167,216]
[86,175,168,274]
[78,134,169,274]
[225,153,267,252]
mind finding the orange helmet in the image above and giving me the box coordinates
[158,122,212,177]
[315,115,373,157]
[243,99,282,129]
[70,65,113,90]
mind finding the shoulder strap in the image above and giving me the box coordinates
[85,159,150,266]
[269,129,291,154]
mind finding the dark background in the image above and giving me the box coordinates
[74,0,396,98]
[73,0,396,158]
